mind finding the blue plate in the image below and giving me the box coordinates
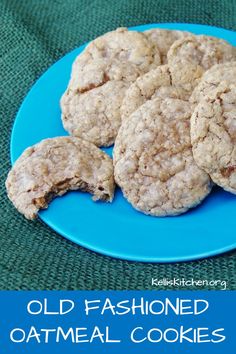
[11,23,236,262]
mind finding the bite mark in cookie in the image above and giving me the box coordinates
[6,137,115,219]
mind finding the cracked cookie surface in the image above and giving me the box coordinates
[61,28,161,146]
[167,35,236,87]
[190,62,236,103]
[191,84,236,194]
[61,81,129,147]
[121,64,203,121]
[114,97,212,216]
[144,28,191,63]
[168,35,235,69]
[70,27,161,92]
[6,137,115,219]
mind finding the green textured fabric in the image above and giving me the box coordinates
[1,0,236,290]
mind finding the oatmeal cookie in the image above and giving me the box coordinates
[191,84,236,194]
[114,97,212,216]
[168,35,235,70]
[70,27,161,92]
[6,137,115,219]
[167,35,235,90]
[61,28,161,146]
[190,61,236,103]
[61,81,129,147]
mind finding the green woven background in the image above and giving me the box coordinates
[1,0,236,290]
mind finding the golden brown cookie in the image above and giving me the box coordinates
[167,34,236,95]
[6,137,115,219]
[61,28,161,146]
[191,83,236,194]
[190,62,236,103]
[114,97,212,216]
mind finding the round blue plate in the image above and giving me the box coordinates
[11,23,236,262]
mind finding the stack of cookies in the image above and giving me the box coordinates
[6,27,236,219]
